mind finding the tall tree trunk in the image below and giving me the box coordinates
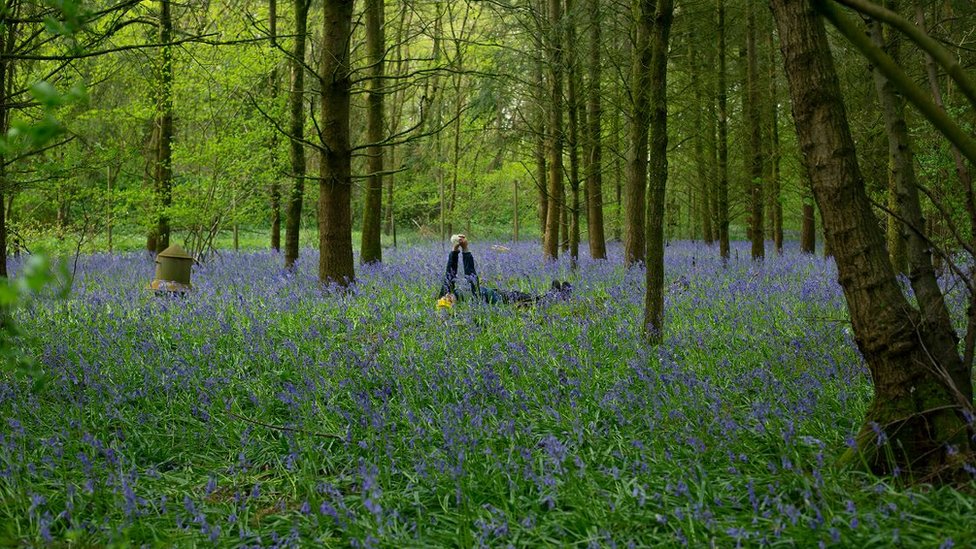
[146,122,158,252]
[284,0,309,269]
[916,6,976,377]
[766,28,783,254]
[745,1,764,260]
[543,0,564,260]
[360,0,385,264]
[613,105,622,242]
[155,0,174,253]
[716,0,730,260]
[318,0,355,285]
[691,38,713,244]
[430,4,445,242]
[385,2,410,241]
[0,16,9,279]
[584,0,606,259]
[535,60,548,241]
[448,85,462,239]
[705,41,719,247]
[625,0,651,267]
[269,0,281,252]
[873,9,908,274]
[869,4,969,405]
[566,0,581,266]
[772,0,971,481]
[644,0,674,342]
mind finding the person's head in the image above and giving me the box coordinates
[450,234,468,250]
[436,293,456,309]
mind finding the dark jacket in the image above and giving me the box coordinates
[439,250,556,305]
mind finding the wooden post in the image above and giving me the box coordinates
[513,179,520,242]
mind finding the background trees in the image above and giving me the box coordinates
[6,0,975,302]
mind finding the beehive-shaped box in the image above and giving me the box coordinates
[154,244,194,286]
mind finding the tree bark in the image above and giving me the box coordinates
[869,3,969,405]
[691,38,713,245]
[0,16,8,278]
[716,0,730,261]
[284,0,309,269]
[772,0,971,481]
[360,0,385,264]
[745,1,764,260]
[584,0,606,259]
[766,27,783,254]
[534,60,548,241]
[566,0,581,266]
[625,0,651,267]
[318,0,355,286]
[870,15,907,273]
[543,0,564,260]
[800,200,816,253]
[269,0,281,252]
[917,6,976,380]
[154,0,174,253]
[644,0,674,342]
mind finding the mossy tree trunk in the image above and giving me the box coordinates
[154,0,174,253]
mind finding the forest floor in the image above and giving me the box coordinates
[4,241,974,547]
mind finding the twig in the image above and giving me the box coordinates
[225,409,344,441]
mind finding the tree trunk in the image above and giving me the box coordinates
[766,28,783,254]
[644,0,674,342]
[772,0,971,481]
[869,12,907,274]
[716,0,730,261]
[535,60,548,242]
[360,0,385,264]
[583,0,606,259]
[384,2,410,241]
[269,0,281,252]
[691,38,713,245]
[745,1,764,260]
[543,0,564,260]
[869,4,969,405]
[318,0,355,286]
[0,21,8,278]
[284,0,309,269]
[155,0,174,253]
[566,0,581,266]
[916,6,976,377]
[800,200,816,253]
[625,0,651,267]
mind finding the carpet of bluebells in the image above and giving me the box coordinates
[4,241,975,547]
